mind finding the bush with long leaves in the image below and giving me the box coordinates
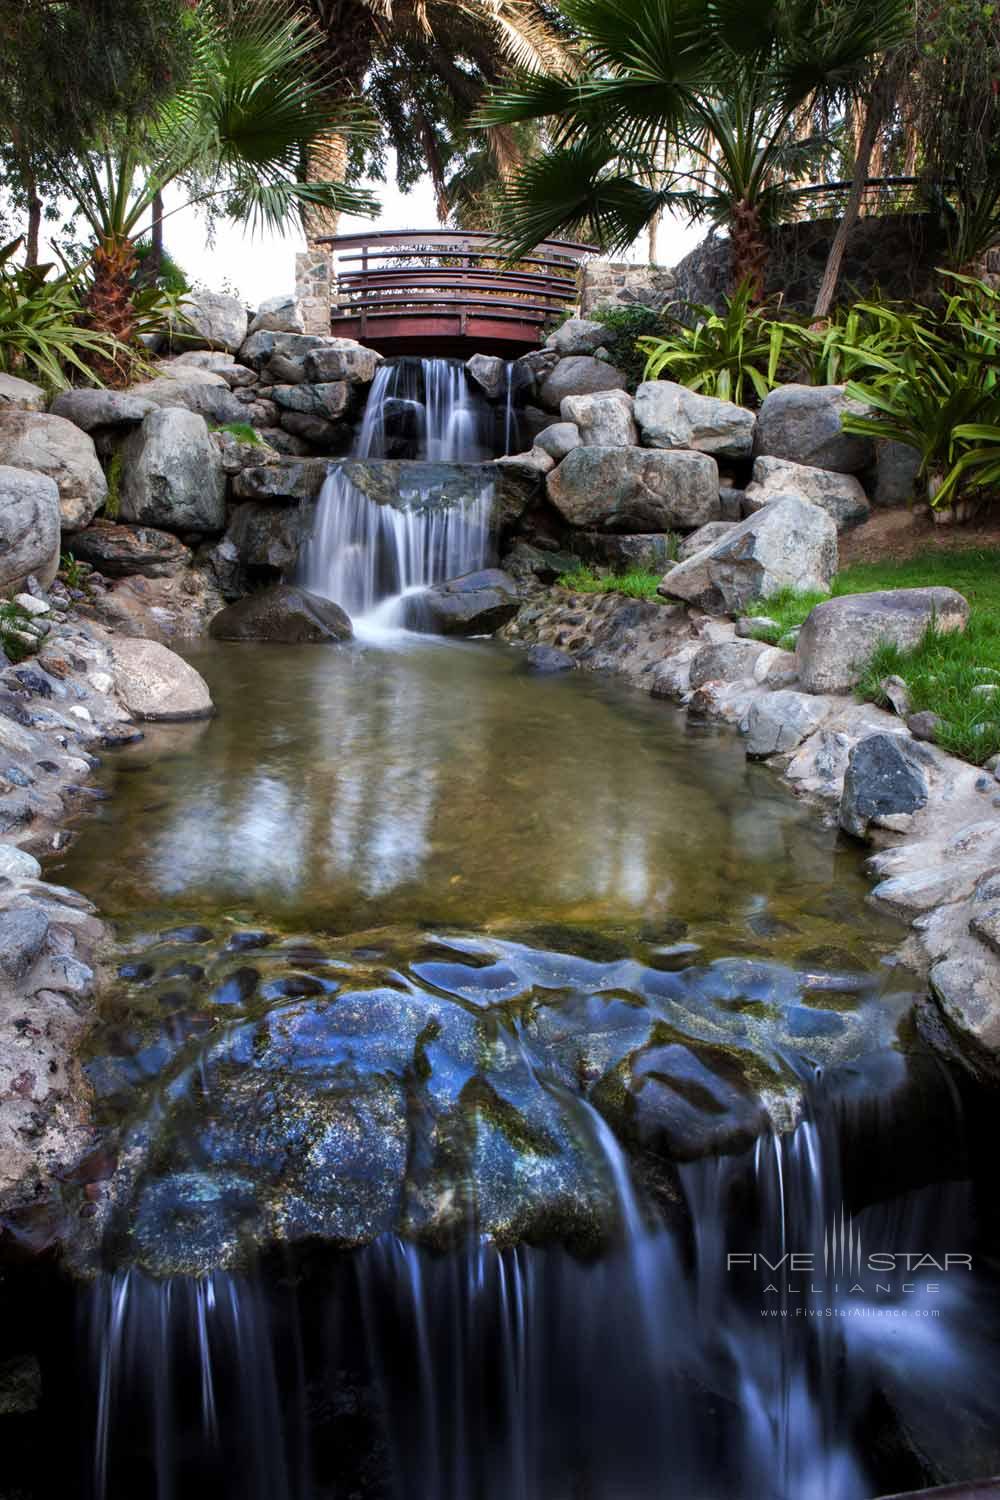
[0,239,126,389]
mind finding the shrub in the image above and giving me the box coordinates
[588,305,664,388]
[0,237,127,388]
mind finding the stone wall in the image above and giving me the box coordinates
[294,251,334,336]
[579,260,676,315]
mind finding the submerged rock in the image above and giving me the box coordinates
[523,645,575,673]
[209,584,353,644]
[407,569,520,636]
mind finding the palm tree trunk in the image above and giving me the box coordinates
[303,129,349,249]
[813,75,889,320]
[86,234,138,386]
[730,199,768,302]
[150,190,165,278]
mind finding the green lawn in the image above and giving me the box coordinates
[751,548,1000,765]
[556,566,665,600]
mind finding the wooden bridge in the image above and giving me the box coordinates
[315,229,593,357]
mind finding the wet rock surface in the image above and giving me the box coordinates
[407,569,521,636]
[209,584,353,644]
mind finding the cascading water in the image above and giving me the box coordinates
[299,358,515,631]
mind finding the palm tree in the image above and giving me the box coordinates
[283,0,576,243]
[477,0,910,300]
[46,0,378,367]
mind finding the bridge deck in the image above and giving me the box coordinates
[315,229,594,357]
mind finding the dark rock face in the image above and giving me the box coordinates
[69,521,192,579]
[407,569,521,637]
[209,585,353,644]
[338,460,537,535]
[523,645,575,674]
[232,459,330,504]
[840,732,930,839]
[569,532,676,572]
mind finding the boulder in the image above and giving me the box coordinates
[68,520,191,579]
[231,460,329,507]
[544,318,610,356]
[129,366,248,426]
[110,637,214,721]
[502,541,578,585]
[547,447,720,532]
[796,588,970,694]
[238,330,336,372]
[534,422,581,461]
[209,584,352,643]
[538,356,628,412]
[271,382,351,421]
[120,408,226,534]
[569,532,676,572]
[0,409,107,531]
[408,569,520,637]
[220,502,311,589]
[658,494,837,615]
[744,690,832,758]
[743,456,870,531]
[869,439,922,508]
[677,521,737,561]
[493,447,555,477]
[50,389,157,432]
[465,353,506,400]
[248,295,305,336]
[929,955,1000,1061]
[560,389,637,447]
[754,384,874,473]
[279,411,350,449]
[175,291,248,353]
[634,381,755,460]
[523,644,575,673]
[303,342,380,385]
[0,373,46,412]
[338,459,536,535]
[839,732,929,839]
[689,639,769,689]
[0,466,61,593]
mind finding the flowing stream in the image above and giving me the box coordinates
[13,360,1000,1500]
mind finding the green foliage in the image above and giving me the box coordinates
[636,280,793,406]
[104,449,123,520]
[133,242,190,296]
[0,601,35,665]
[215,421,265,445]
[556,565,668,599]
[0,238,125,388]
[588,305,663,388]
[59,552,86,591]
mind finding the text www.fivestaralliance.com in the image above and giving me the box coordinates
[761,1307,940,1318]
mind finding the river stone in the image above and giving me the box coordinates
[209,584,352,643]
[68,520,191,579]
[0,410,107,531]
[619,1041,769,1161]
[754,384,874,473]
[658,494,837,615]
[120,408,226,533]
[0,844,41,880]
[174,290,248,353]
[534,422,581,461]
[0,906,50,981]
[929,954,1000,1059]
[408,569,520,637]
[538,356,628,412]
[544,318,609,356]
[634,381,755,460]
[110,638,214,721]
[0,466,61,593]
[560,389,637,447]
[744,691,832,758]
[303,342,380,385]
[689,639,769,688]
[465,353,506,400]
[839,732,929,839]
[0,373,46,412]
[232,458,329,504]
[743,456,870,531]
[677,521,737,561]
[547,447,720,532]
[569,532,677,572]
[796,588,970,694]
[49,389,157,432]
[523,644,575,673]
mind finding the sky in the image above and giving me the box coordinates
[156,159,704,308]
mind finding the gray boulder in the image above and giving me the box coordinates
[465,353,506,400]
[0,409,106,531]
[547,446,720,532]
[0,465,61,592]
[634,381,755,460]
[511,349,560,402]
[303,341,380,385]
[408,569,520,636]
[544,318,610,356]
[502,541,578,585]
[754,384,874,473]
[796,588,970,694]
[689,639,769,688]
[538,356,628,411]
[110,638,214,721]
[523,644,575,673]
[569,532,676,572]
[121,408,226,533]
[129,365,248,426]
[869,439,922,508]
[839,731,929,839]
[677,520,737,561]
[209,584,352,643]
[743,455,870,531]
[175,290,248,353]
[68,520,191,579]
[534,422,581,461]
[238,330,335,372]
[560,389,637,447]
[658,494,837,615]
[0,373,46,412]
[744,690,832,758]
[50,389,157,432]
[272,382,351,420]
[248,295,304,336]
[493,447,555,477]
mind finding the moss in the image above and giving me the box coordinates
[104,447,123,520]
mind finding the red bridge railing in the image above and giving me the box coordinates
[314,229,594,357]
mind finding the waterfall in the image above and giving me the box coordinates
[299,358,504,631]
[79,1069,998,1500]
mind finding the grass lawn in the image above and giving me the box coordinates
[556,566,665,600]
[750,548,1000,765]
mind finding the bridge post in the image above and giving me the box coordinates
[295,249,334,334]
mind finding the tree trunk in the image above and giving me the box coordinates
[729,199,768,302]
[86,234,139,386]
[11,128,42,268]
[150,190,165,278]
[813,77,889,320]
[303,129,349,249]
